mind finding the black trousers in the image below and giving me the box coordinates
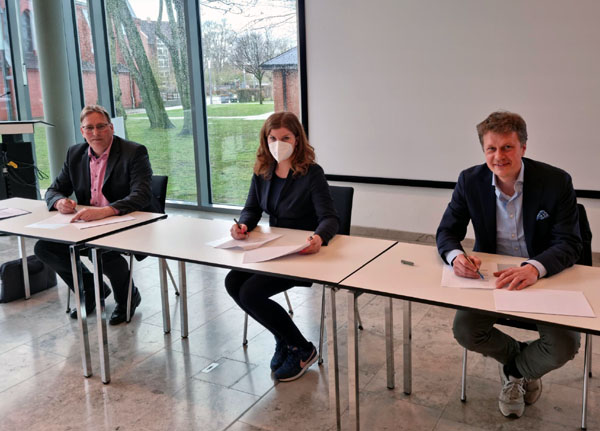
[34,240,132,306]
[225,270,310,349]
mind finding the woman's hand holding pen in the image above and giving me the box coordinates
[300,234,322,255]
[452,254,482,279]
[230,220,248,239]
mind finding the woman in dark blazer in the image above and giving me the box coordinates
[225,111,339,382]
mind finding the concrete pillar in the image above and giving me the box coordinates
[32,0,76,180]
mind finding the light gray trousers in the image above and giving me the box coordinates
[453,310,581,379]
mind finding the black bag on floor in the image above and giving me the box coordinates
[0,255,57,302]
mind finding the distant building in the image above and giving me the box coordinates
[261,47,299,118]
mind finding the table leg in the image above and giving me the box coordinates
[92,248,110,384]
[324,285,341,431]
[69,245,92,377]
[158,258,171,334]
[18,236,30,299]
[403,300,412,395]
[178,261,188,338]
[582,333,591,430]
[348,290,360,431]
[385,297,395,389]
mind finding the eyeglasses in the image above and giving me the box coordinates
[82,123,110,132]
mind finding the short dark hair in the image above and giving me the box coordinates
[476,111,527,146]
[80,105,111,124]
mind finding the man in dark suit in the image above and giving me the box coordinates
[35,105,159,325]
[436,111,582,418]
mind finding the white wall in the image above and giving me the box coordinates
[306,0,600,251]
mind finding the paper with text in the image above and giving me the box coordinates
[242,243,309,263]
[207,231,282,251]
[494,289,595,317]
[0,207,30,220]
[441,262,497,289]
[26,212,134,229]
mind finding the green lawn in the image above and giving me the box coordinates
[33,102,273,206]
[128,101,274,118]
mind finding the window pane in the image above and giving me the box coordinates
[19,3,51,191]
[75,0,98,106]
[0,5,18,121]
[105,0,197,203]
[199,0,300,205]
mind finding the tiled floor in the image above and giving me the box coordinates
[0,224,599,431]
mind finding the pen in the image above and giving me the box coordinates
[401,259,414,266]
[233,218,241,229]
[465,253,484,280]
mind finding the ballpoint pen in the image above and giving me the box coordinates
[465,253,484,280]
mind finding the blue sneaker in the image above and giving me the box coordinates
[274,342,317,382]
[270,337,288,371]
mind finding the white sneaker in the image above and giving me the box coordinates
[523,377,542,405]
[498,364,525,418]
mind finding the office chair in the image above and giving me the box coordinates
[125,175,178,322]
[459,203,593,429]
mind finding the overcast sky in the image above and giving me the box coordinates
[127,0,296,39]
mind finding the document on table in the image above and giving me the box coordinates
[26,212,135,230]
[494,289,595,317]
[207,231,282,251]
[441,262,497,289]
[0,207,30,220]
[242,242,309,263]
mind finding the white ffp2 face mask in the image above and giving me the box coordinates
[268,140,294,163]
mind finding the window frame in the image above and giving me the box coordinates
[83,0,308,211]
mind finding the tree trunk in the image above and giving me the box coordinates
[156,0,192,135]
[106,0,174,129]
[108,26,126,121]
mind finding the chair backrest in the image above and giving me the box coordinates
[577,203,593,267]
[151,175,168,214]
[329,185,354,235]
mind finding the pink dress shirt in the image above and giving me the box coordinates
[89,142,118,214]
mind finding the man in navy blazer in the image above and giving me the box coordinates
[436,111,582,418]
[35,105,159,325]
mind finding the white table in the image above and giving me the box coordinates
[339,242,600,430]
[0,197,166,379]
[87,214,396,418]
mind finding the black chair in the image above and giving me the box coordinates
[125,175,179,321]
[459,203,593,429]
[240,185,355,364]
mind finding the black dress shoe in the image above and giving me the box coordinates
[69,285,112,320]
[109,289,142,325]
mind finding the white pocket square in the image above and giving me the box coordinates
[536,210,549,221]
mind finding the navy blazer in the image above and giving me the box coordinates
[239,163,339,245]
[45,135,160,214]
[436,157,582,277]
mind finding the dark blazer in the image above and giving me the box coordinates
[45,135,160,214]
[239,163,339,245]
[436,157,582,277]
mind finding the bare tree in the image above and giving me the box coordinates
[233,31,279,104]
[106,0,174,129]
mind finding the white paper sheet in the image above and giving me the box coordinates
[207,232,282,250]
[26,212,134,230]
[441,262,497,289]
[494,289,595,317]
[0,207,30,220]
[242,243,309,263]
[71,215,135,230]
